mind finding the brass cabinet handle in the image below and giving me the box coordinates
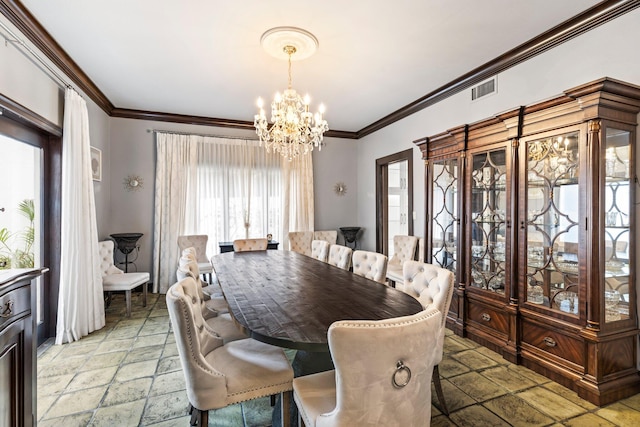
[0,300,14,318]
[543,336,557,347]
[481,313,491,322]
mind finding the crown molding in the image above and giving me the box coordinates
[2,0,638,139]
[0,93,62,136]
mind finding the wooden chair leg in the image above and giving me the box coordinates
[125,290,132,317]
[142,281,147,307]
[271,394,276,406]
[199,409,208,426]
[281,390,292,427]
[433,364,449,415]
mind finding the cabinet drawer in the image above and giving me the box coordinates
[467,302,508,334]
[0,286,30,330]
[522,321,583,366]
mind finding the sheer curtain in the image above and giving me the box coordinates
[282,151,315,249]
[56,89,104,344]
[153,134,283,293]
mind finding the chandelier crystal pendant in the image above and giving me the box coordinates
[254,28,329,161]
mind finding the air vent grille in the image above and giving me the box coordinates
[471,78,496,100]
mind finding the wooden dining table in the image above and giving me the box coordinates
[211,249,424,426]
[211,249,424,353]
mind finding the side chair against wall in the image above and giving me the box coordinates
[401,260,455,415]
[233,238,268,252]
[98,240,148,317]
[310,240,330,262]
[167,277,294,427]
[293,307,442,427]
[327,244,352,271]
[351,250,388,284]
[313,230,338,245]
[385,235,419,288]
[177,234,214,283]
[288,231,314,257]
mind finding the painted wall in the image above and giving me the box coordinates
[108,119,359,276]
[356,8,640,251]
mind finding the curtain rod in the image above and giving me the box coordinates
[147,129,258,141]
[0,20,71,90]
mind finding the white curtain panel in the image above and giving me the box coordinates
[153,133,196,293]
[55,89,105,344]
[281,152,315,250]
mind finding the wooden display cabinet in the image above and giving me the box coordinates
[415,77,640,405]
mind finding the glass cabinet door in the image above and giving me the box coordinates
[602,126,632,324]
[469,148,507,295]
[525,131,580,314]
[430,158,460,281]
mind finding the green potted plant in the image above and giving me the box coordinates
[0,199,35,269]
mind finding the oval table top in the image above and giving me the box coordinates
[211,250,423,352]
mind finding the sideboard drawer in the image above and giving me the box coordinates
[0,285,30,330]
[467,301,509,335]
[522,321,583,366]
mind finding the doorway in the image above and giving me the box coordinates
[376,149,413,257]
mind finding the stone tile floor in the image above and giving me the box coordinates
[37,292,640,426]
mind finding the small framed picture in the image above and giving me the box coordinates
[90,146,102,181]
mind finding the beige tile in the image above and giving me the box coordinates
[37,394,58,420]
[80,350,127,371]
[563,413,616,427]
[483,394,554,427]
[58,342,100,357]
[517,387,586,420]
[439,356,472,378]
[620,392,640,411]
[141,389,190,425]
[123,345,163,364]
[94,338,134,354]
[37,373,75,397]
[451,349,500,370]
[149,308,169,317]
[89,399,146,427]
[162,343,179,358]
[38,412,94,427]
[115,359,158,382]
[102,377,153,407]
[541,381,596,411]
[507,364,551,385]
[449,403,511,427]
[157,355,182,374]
[38,356,87,378]
[66,366,118,391]
[150,370,186,396]
[431,414,457,427]
[44,386,107,419]
[449,371,508,402]
[596,402,640,426]
[138,322,170,336]
[107,326,142,339]
[132,333,167,348]
[143,415,192,426]
[37,343,65,364]
[475,345,508,364]
[480,366,537,392]
[438,379,476,412]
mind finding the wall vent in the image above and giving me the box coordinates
[471,77,497,100]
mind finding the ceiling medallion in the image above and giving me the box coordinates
[254,27,329,161]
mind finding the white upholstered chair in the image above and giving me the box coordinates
[401,260,455,415]
[351,250,388,284]
[288,231,314,257]
[167,277,294,426]
[313,230,338,245]
[310,240,330,262]
[417,237,425,262]
[177,234,214,282]
[233,238,268,252]
[293,307,442,427]
[98,240,148,317]
[326,245,352,271]
[386,235,419,287]
[177,257,228,316]
[180,247,222,299]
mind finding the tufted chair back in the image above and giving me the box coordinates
[177,235,210,263]
[313,230,338,245]
[311,240,330,262]
[294,307,441,427]
[181,247,197,261]
[233,238,268,252]
[389,235,419,268]
[327,244,352,270]
[167,277,228,409]
[98,240,117,277]
[177,258,207,305]
[288,231,314,257]
[352,250,388,284]
[402,260,454,361]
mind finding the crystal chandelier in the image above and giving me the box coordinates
[254,28,329,161]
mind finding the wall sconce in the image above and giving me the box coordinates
[124,174,143,192]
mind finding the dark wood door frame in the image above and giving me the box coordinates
[376,148,414,255]
[0,94,62,344]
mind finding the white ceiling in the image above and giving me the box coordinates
[21,0,602,133]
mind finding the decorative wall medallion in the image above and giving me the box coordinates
[334,182,347,196]
[124,175,144,191]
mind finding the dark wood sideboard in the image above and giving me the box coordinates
[218,241,280,253]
